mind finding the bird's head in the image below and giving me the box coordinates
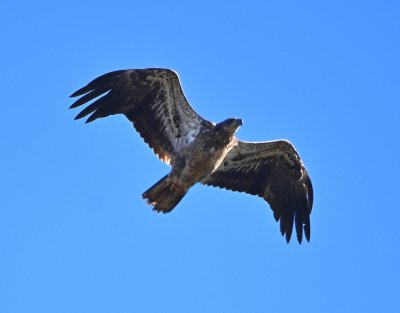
[216,118,243,134]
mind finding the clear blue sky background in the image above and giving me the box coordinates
[1,1,399,312]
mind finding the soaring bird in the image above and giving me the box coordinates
[70,68,313,243]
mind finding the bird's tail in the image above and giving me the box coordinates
[142,175,187,213]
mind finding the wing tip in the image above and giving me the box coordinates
[70,85,94,98]
[271,200,311,244]
[69,99,84,109]
[72,111,96,123]
[70,90,82,98]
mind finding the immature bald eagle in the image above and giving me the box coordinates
[70,68,313,243]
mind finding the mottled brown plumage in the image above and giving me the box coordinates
[70,68,313,243]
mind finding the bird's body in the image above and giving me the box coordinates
[70,68,313,243]
[143,118,242,212]
[176,119,241,186]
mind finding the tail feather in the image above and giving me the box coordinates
[142,175,187,213]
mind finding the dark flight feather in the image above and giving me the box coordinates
[202,140,313,243]
[70,69,212,164]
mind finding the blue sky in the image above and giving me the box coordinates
[1,1,399,312]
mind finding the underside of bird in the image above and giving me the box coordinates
[143,117,242,212]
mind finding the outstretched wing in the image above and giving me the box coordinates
[201,140,313,243]
[70,69,213,165]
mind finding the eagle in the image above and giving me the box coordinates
[70,68,313,243]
